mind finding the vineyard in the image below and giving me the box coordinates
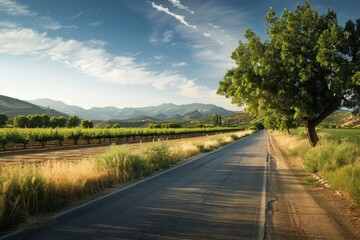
[0,127,243,151]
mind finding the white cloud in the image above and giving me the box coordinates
[149,33,158,44]
[0,27,211,96]
[89,21,102,27]
[161,30,173,43]
[69,11,82,19]
[0,21,18,28]
[149,30,174,45]
[172,62,187,67]
[177,79,209,98]
[36,16,77,30]
[151,2,196,29]
[154,55,164,60]
[168,0,194,14]
[0,0,36,16]
[208,23,220,29]
[225,34,234,40]
[166,2,248,80]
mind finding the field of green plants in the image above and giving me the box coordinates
[289,128,360,206]
[0,127,243,150]
[0,130,252,230]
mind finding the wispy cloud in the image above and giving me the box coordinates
[0,20,18,28]
[151,2,196,29]
[208,23,219,29]
[89,21,102,27]
[149,30,174,45]
[162,30,173,42]
[0,0,36,16]
[0,27,209,97]
[36,16,77,30]
[154,55,164,60]
[165,2,248,80]
[69,11,82,19]
[172,61,187,67]
[168,0,194,14]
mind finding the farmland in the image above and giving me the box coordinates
[0,127,243,152]
[0,129,253,230]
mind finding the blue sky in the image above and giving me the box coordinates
[0,0,358,110]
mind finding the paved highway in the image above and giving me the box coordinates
[10,131,268,240]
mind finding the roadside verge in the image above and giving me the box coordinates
[265,132,359,239]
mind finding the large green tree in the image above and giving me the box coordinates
[217,1,359,146]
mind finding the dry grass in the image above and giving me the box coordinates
[271,129,360,207]
[0,130,253,230]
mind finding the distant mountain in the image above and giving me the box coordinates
[0,95,66,118]
[182,110,203,121]
[29,98,235,120]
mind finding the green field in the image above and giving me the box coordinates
[318,128,360,143]
[289,127,360,207]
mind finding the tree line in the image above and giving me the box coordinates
[0,113,94,129]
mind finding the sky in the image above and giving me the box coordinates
[0,0,358,111]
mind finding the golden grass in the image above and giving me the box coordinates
[0,130,252,230]
[271,129,360,207]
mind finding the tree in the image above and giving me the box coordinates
[112,123,121,128]
[212,114,222,127]
[41,114,50,128]
[50,116,67,128]
[217,1,360,146]
[0,113,8,127]
[81,120,94,128]
[67,116,80,128]
[27,114,44,128]
[161,123,181,128]
[13,115,28,128]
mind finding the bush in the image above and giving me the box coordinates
[141,142,172,170]
[95,147,145,183]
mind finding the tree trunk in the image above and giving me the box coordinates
[286,128,291,135]
[304,120,319,147]
[304,97,342,147]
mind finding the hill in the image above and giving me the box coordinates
[321,111,360,128]
[29,99,235,120]
[0,95,66,118]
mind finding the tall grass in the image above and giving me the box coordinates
[0,131,252,230]
[283,128,360,206]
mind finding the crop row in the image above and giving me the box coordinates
[0,127,243,150]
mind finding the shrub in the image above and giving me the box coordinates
[141,142,172,170]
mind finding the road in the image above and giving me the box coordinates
[8,131,268,240]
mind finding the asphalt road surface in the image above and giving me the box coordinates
[10,131,268,240]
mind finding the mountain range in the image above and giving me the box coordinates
[28,98,235,120]
[0,95,66,118]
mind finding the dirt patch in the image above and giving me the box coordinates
[266,132,360,239]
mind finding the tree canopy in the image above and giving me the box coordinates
[217,1,360,146]
[67,116,80,128]
[0,113,8,127]
[81,120,94,129]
